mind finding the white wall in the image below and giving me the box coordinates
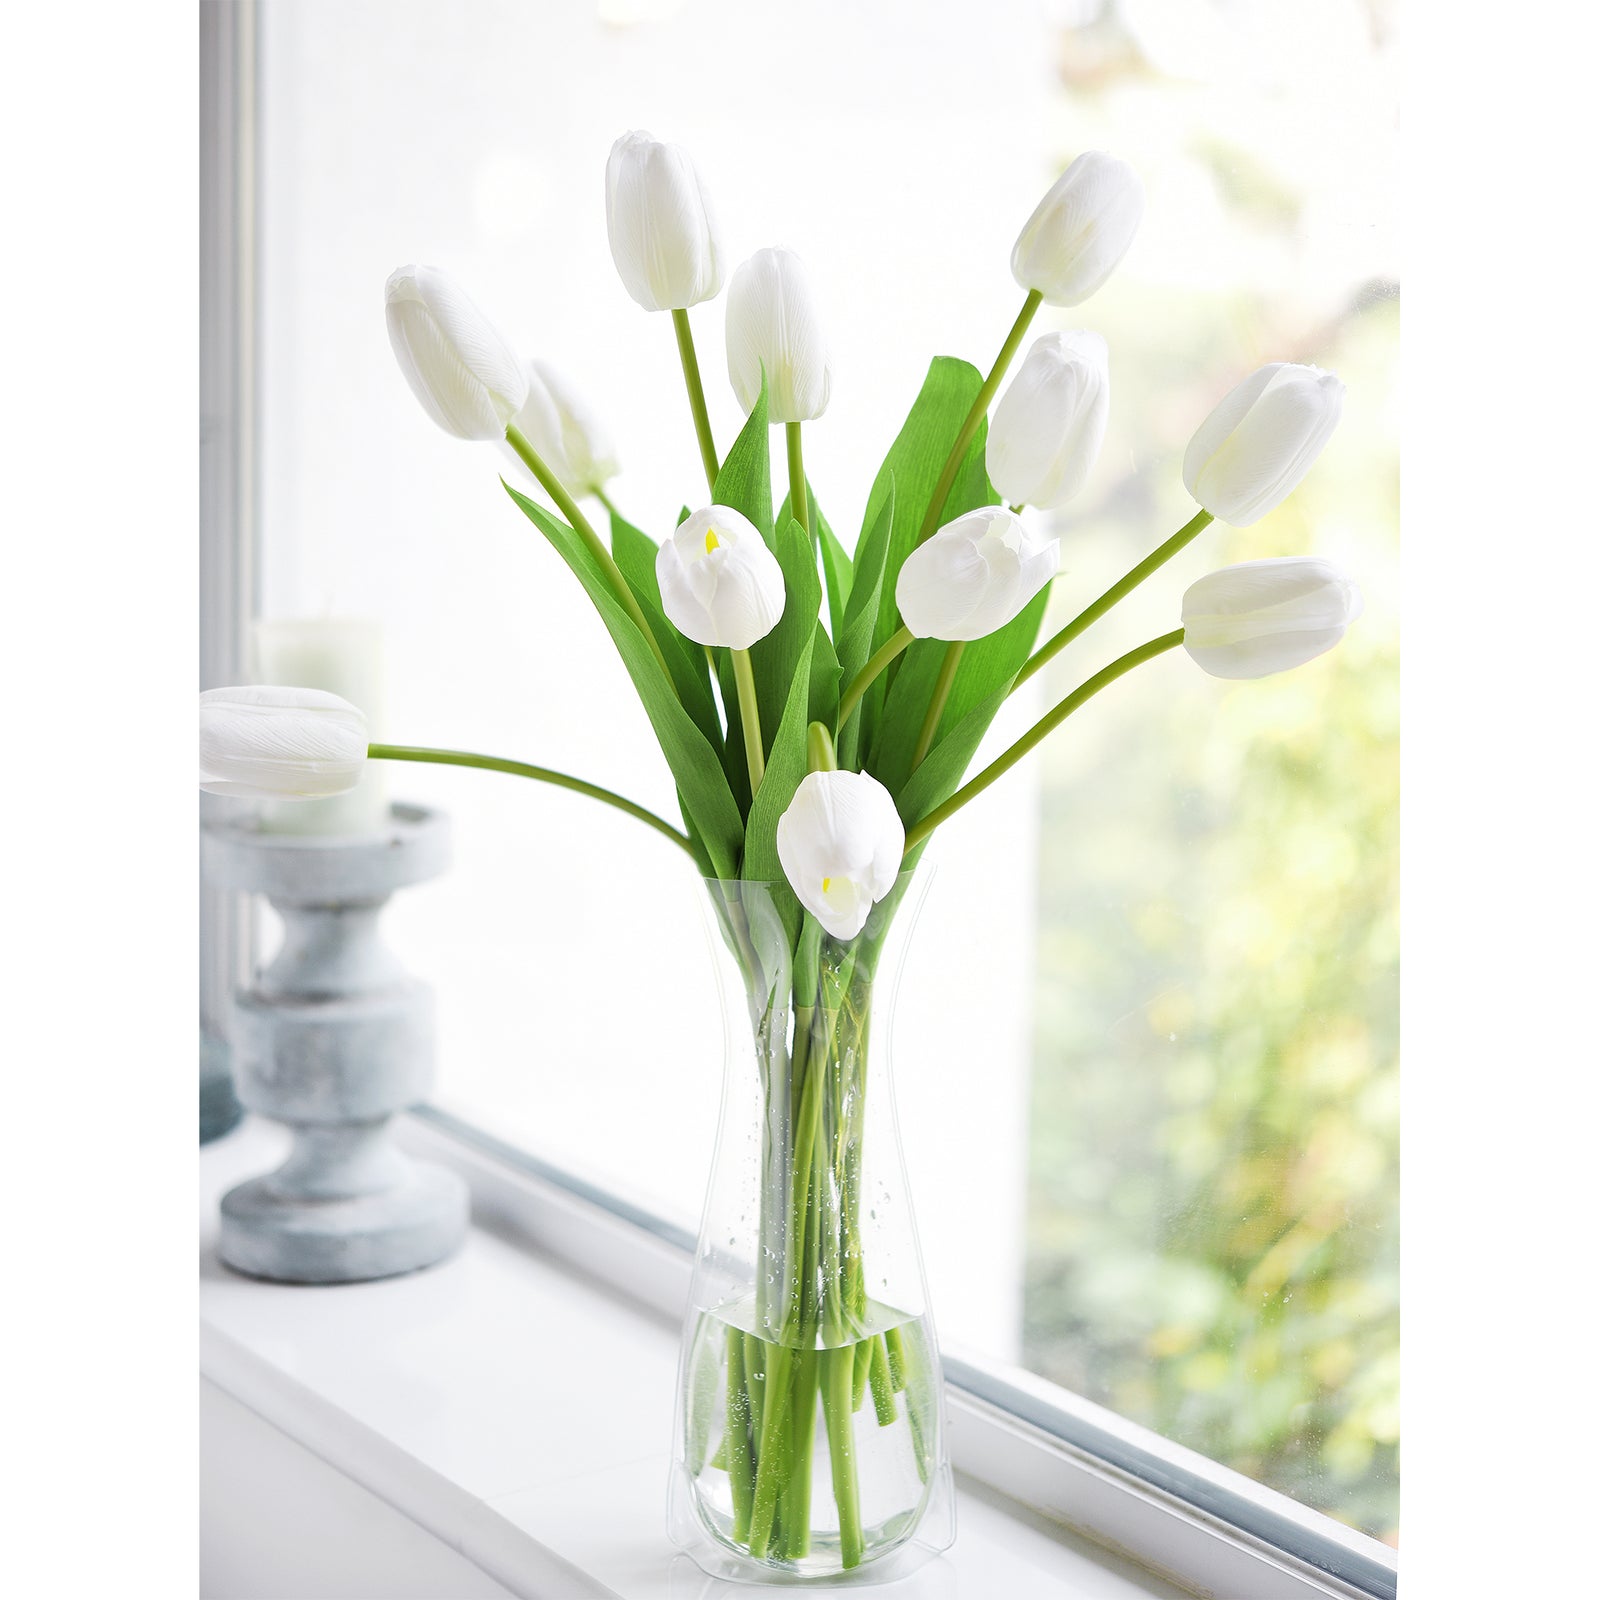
[258,0,1056,1360]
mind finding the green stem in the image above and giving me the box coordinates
[914,289,1042,549]
[673,307,721,493]
[365,744,695,857]
[594,485,621,520]
[837,625,914,729]
[904,629,1186,853]
[504,424,670,681]
[732,648,765,794]
[783,1350,819,1559]
[1013,510,1213,691]
[786,421,809,540]
[725,1328,756,1544]
[911,639,965,770]
[807,720,838,774]
[821,1348,863,1568]
[868,1336,898,1425]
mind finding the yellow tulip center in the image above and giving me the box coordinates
[822,876,832,893]
[704,527,721,554]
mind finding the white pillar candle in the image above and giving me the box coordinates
[251,619,388,836]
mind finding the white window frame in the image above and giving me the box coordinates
[201,9,1398,1594]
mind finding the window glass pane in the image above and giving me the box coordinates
[253,0,1396,1548]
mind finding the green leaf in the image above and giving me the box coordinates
[778,479,851,640]
[868,584,1049,797]
[748,514,822,763]
[833,481,896,769]
[713,378,772,543]
[741,631,817,946]
[818,514,853,641]
[893,679,1011,843]
[608,509,723,751]
[504,483,743,877]
[861,357,991,664]
[807,621,840,734]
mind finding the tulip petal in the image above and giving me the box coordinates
[606,131,724,313]
[199,685,369,798]
[726,248,833,423]
[1184,364,1345,526]
[895,508,1058,642]
[1181,557,1363,679]
[776,770,906,940]
[1011,151,1146,308]
[385,266,527,442]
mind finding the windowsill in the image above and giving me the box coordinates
[200,1117,1194,1600]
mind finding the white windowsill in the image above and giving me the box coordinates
[200,1118,1196,1600]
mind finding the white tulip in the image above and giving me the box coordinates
[776,770,905,941]
[987,331,1110,509]
[384,265,528,441]
[1011,151,1145,307]
[895,507,1059,642]
[503,359,620,497]
[656,506,786,649]
[605,130,725,313]
[200,686,368,799]
[1183,363,1345,526]
[1181,557,1363,679]
[725,247,832,423]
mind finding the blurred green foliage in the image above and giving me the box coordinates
[1022,290,1398,1543]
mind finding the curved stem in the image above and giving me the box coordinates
[903,629,1185,853]
[504,424,672,681]
[595,485,621,521]
[672,308,721,493]
[1013,509,1212,691]
[365,743,695,858]
[911,639,965,770]
[914,289,1042,549]
[837,625,914,729]
[786,421,809,540]
[731,648,765,794]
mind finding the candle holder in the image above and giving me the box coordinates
[201,803,469,1283]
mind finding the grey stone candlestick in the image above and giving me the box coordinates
[201,803,469,1283]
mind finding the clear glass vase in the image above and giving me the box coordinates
[669,873,954,1582]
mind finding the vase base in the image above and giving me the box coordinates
[668,1458,955,1587]
[217,1161,468,1284]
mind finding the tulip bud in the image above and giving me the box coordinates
[1183,363,1345,527]
[503,359,620,498]
[384,265,528,441]
[1181,557,1363,680]
[199,686,368,799]
[987,331,1110,509]
[1011,151,1145,308]
[605,130,725,313]
[724,247,832,423]
[895,507,1059,642]
[657,506,786,649]
[776,770,905,941]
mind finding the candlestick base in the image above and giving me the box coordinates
[202,803,468,1284]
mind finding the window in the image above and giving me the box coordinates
[228,0,1398,1585]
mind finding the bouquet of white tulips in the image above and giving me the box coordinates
[199,130,1360,1577]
